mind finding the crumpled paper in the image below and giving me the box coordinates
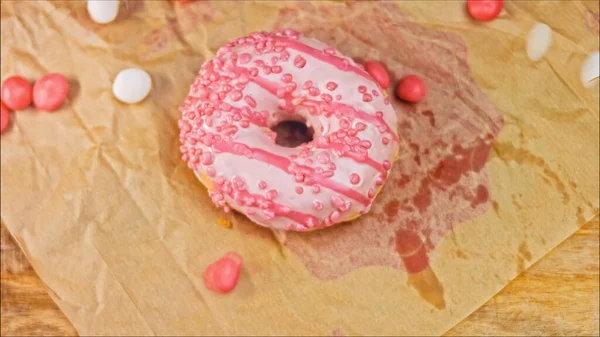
[1,1,598,335]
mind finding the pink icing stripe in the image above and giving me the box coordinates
[217,183,321,228]
[326,142,386,174]
[213,140,371,205]
[273,37,374,83]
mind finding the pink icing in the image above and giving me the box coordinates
[178,30,399,231]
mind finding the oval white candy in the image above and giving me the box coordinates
[112,68,152,104]
[526,23,552,62]
[87,0,119,24]
[581,51,599,88]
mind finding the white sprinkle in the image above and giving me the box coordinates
[581,51,599,88]
[112,68,152,104]
[87,0,119,24]
[526,23,552,62]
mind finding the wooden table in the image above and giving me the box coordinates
[1,218,598,336]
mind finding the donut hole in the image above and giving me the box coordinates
[270,119,314,148]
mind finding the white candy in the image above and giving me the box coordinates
[87,0,119,24]
[580,51,599,88]
[112,68,152,104]
[526,23,552,62]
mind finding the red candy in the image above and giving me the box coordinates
[396,75,426,103]
[33,73,70,112]
[1,75,33,110]
[467,0,503,22]
[203,252,243,293]
[364,61,390,89]
[1,101,10,133]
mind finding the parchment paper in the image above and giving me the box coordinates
[1,1,598,335]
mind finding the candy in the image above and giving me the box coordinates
[33,73,70,112]
[526,23,552,62]
[364,61,390,89]
[203,252,243,293]
[87,0,119,24]
[1,101,10,133]
[581,51,599,88]
[112,68,152,104]
[1,76,32,110]
[396,75,426,103]
[467,0,503,22]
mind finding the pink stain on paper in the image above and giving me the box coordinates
[265,2,504,280]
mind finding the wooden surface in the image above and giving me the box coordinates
[1,218,598,336]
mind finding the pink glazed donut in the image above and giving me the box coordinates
[178,29,400,231]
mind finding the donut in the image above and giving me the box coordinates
[178,29,400,231]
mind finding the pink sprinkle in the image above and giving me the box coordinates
[295,225,308,232]
[324,47,336,55]
[207,167,216,177]
[363,94,373,102]
[313,200,324,210]
[360,140,372,149]
[285,82,297,92]
[346,137,360,146]
[265,190,279,200]
[258,181,267,189]
[312,185,321,194]
[354,122,366,131]
[281,74,293,83]
[302,80,313,90]
[331,195,345,208]
[245,96,257,107]
[309,87,320,96]
[317,151,331,164]
[382,137,390,145]
[335,95,342,101]
[250,68,259,77]
[384,98,390,105]
[358,85,367,93]
[294,55,306,68]
[350,173,361,185]
[329,211,340,222]
[326,82,338,91]
[271,65,282,74]
[321,93,333,102]
[230,90,243,101]
[382,160,392,170]
[285,224,293,230]
[263,209,275,220]
[295,186,304,194]
[376,176,384,185]
[202,152,214,165]
[224,206,231,213]
[368,188,375,198]
[239,53,252,64]
[376,111,384,118]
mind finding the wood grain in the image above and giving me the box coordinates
[1,219,598,336]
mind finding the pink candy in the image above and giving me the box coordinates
[203,252,243,294]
